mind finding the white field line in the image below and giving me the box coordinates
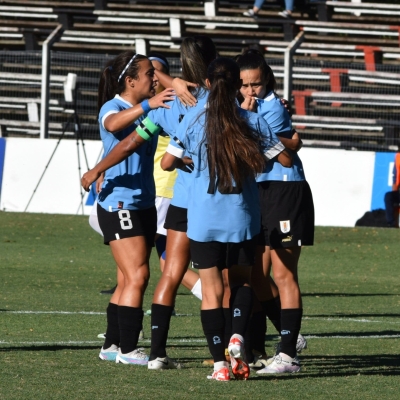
[2,311,193,317]
[303,317,400,325]
[2,311,400,324]
[1,334,400,346]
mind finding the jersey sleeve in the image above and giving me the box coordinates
[256,116,285,160]
[148,99,186,137]
[98,102,121,132]
[263,103,293,139]
[165,111,193,159]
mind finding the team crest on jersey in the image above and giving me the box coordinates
[280,220,291,233]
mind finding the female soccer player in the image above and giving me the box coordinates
[162,57,292,381]
[93,51,175,365]
[148,52,202,298]
[81,36,218,369]
[236,49,315,374]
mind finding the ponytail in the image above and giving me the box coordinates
[204,57,265,193]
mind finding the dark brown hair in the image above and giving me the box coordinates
[181,36,217,93]
[97,51,147,111]
[204,57,266,193]
[234,49,276,94]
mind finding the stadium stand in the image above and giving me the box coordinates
[0,0,399,151]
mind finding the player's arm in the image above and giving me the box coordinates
[278,130,302,152]
[104,89,175,133]
[161,136,194,173]
[161,153,194,172]
[276,149,293,167]
[81,118,161,191]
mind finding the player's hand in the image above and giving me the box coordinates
[241,95,257,111]
[280,98,292,116]
[178,156,194,173]
[148,88,175,110]
[172,78,198,107]
[81,169,101,192]
[95,172,104,193]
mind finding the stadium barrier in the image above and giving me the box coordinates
[0,137,394,228]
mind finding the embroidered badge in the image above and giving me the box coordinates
[280,220,291,233]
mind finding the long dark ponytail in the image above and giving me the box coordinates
[205,57,266,193]
[97,51,147,112]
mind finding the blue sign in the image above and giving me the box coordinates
[0,138,6,199]
[371,152,396,210]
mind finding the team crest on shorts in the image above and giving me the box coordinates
[280,220,291,233]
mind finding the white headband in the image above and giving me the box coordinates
[118,54,139,83]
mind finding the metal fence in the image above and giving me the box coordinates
[0,45,399,152]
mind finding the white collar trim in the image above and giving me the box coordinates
[115,94,133,107]
[263,91,275,102]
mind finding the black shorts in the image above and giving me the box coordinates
[163,205,187,232]
[257,180,314,249]
[190,238,256,270]
[97,203,157,247]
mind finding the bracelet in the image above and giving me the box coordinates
[136,117,161,141]
[141,99,151,114]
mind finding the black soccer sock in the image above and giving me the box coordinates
[118,306,143,354]
[103,302,120,349]
[223,308,232,349]
[249,310,267,356]
[201,308,226,363]
[230,286,253,337]
[244,320,254,363]
[149,303,174,361]
[279,308,303,358]
[261,296,282,334]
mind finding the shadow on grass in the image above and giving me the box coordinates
[302,293,396,297]
[0,345,100,352]
[255,354,400,380]
[303,330,400,337]
[305,313,400,318]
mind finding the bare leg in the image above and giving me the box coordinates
[271,247,302,309]
[109,236,151,307]
[152,230,191,306]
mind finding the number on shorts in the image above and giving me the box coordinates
[118,210,133,230]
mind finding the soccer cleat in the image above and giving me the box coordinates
[97,333,106,339]
[296,333,307,353]
[99,344,119,361]
[256,353,300,374]
[148,356,183,370]
[116,347,149,366]
[274,333,308,355]
[249,354,270,370]
[228,334,250,380]
[207,361,231,381]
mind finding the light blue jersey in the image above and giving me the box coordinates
[168,106,284,243]
[148,89,208,209]
[97,95,157,211]
[256,92,305,182]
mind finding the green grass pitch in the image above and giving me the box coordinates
[0,211,399,399]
